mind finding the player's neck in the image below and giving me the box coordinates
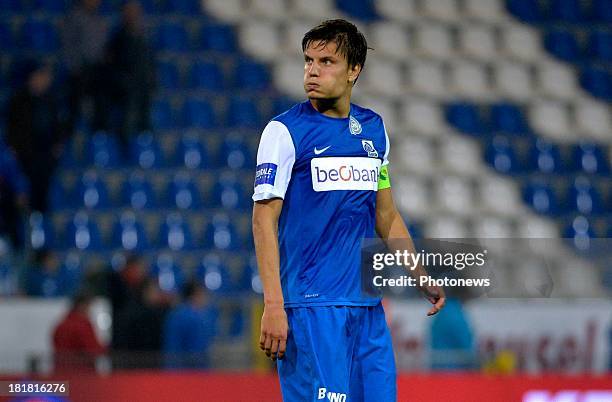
[309,96,351,119]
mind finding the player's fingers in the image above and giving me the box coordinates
[434,297,446,311]
[270,338,279,360]
[263,334,273,356]
[259,332,266,350]
[277,338,287,360]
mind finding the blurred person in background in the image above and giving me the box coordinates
[6,61,67,213]
[106,0,155,154]
[162,281,218,369]
[0,141,29,250]
[23,249,77,297]
[112,278,168,368]
[52,289,106,372]
[62,0,110,133]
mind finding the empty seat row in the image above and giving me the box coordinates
[545,28,612,63]
[508,0,612,24]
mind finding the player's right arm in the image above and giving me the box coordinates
[253,199,288,360]
[251,120,296,361]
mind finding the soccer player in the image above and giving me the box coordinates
[252,19,445,401]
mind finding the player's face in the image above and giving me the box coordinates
[303,41,360,100]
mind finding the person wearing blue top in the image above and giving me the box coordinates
[252,19,445,402]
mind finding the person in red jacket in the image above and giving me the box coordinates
[52,290,106,372]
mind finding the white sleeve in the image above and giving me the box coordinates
[382,121,391,166]
[252,121,296,201]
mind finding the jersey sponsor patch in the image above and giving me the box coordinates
[254,163,277,186]
[311,157,381,192]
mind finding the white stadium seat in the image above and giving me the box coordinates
[424,215,469,238]
[202,0,243,22]
[500,25,544,62]
[288,0,338,20]
[458,25,498,61]
[394,136,436,175]
[435,175,474,216]
[494,61,534,101]
[516,214,560,238]
[439,135,483,175]
[376,0,419,23]
[283,21,319,55]
[248,0,288,20]
[420,0,460,22]
[400,99,446,136]
[573,99,612,143]
[536,62,580,100]
[464,0,508,21]
[360,59,405,97]
[239,21,282,62]
[529,99,574,142]
[368,21,411,60]
[414,24,453,59]
[361,96,400,131]
[478,175,525,216]
[472,215,514,238]
[394,176,430,218]
[406,60,448,99]
[449,60,491,100]
[274,58,305,98]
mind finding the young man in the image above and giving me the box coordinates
[252,19,445,401]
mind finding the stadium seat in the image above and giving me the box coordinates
[395,137,436,175]
[406,60,447,99]
[32,0,67,14]
[360,59,403,97]
[195,253,232,292]
[199,24,237,53]
[588,29,612,62]
[522,179,562,216]
[527,138,564,174]
[167,172,202,210]
[368,22,411,60]
[0,0,24,13]
[248,0,287,20]
[459,25,497,61]
[177,134,210,169]
[65,211,103,251]
[394,176,429,218]
[500,25,543,62]
[77,170,110,209]
[548,0,587,23]
[157,61,181,89]
[233,59,271,90]
[536,62,579,99]
[202,0,242,22]
[544,29,581,62]
[164,0,201,14]
[580,66,612,101]
[239,20,282,62]
[150,253,185,294]
[507,0,545,22]
[570,142,610,175]
[20,18,59,52]
[336,0,378,21]
[490,103,528,135]
[445,102,486,136]
[516,213,560,238]
[478,175,523,216]
[155,23,190,52]
[424,215,469,238]
[562,215,595,247]
[152,98,175,130]
[494,62,534,101]
[529,100,572,142]
[220,135,254,169]
[593,0,612,23]
[88,131,121,168]
[435,175,474,216]
[182,98,217,128]
[28,211,54,250]
[421,0,459,21]
[226,97,261,128]
[130,132,164,169]
[212,172,250,210]
[160,213,194,251]
[49,175,76,211]
[0,22,14,50]
[414,24,452,59]
[439,135,483,175]
[375,0,418,22]
[111,211,149,251]
[574,100,612,142]
[464,0,506,21]
[401,99,446,136]
[567,176,603,216]
[364,97,399,130]
[484,135,521,174]
[273,57,304,98]
[122,171,156,210]
[189,61,224,90]
[204,213,240,251]
[472,215,514,238]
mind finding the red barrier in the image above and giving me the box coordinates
[1,372,610,402]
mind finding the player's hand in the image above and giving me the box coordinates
[421,284,445,316]
[259,303,288,361]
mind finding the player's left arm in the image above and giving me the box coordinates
[375,167,446,316]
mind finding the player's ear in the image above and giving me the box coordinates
[348,64,361,84]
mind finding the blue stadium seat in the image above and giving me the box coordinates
[60,252,83,296]
[233,60,270,90]
[593,0,612,23]
[544,29,581,62]
[0,21,14,50]
[195,253,232,292]
[33,0,68,14]
[220,136,254,169]
[122,171,156,210]
[139,0,158,14]
[111,211,149,251]
[130,132,164,169]
[160,213,194,250]
[571,142,610,175]
[88,131,121,168]
[150,253,185,294]
[188,61,224,90]
[157,61,181,89]
[489,103,528,135]
[65,211,103,251]
[204,213,240,251]
[49,175,75,210]
[199,24,236,53]
[182,98,216,128]
[336,0,378,21]
[77,170,111,209]
[484,135,520,174]
[0,0,24,13]
[164,0,201,14]
[155,23,190,52]
[522,179,562,216]
[507,0,545,22]
[212,173,250,210]
[20,18,59,52]
[273,96,297,116]
[152,98,175,130]
[226,97,261,128]
[445,102,486,136]
[567,176,603,216]
[177,134,210,169]
[167,172,202,210]
[562,215,595,252]
[28,211,54,250]
[548,0,587,22]
[588,29,612,61]
[580,66,612,101]
[528,138,564,174]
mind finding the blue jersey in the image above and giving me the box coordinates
[253,100,390,307]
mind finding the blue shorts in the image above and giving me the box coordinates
[277,303,397,402]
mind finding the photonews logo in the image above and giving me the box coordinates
[311,157,381,192]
